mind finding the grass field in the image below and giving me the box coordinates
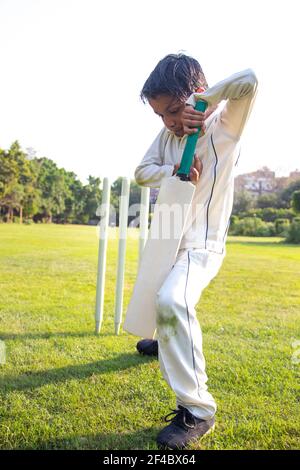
[0,224,299,450]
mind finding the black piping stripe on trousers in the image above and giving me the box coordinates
[205,135,219,249]
[222,147,241,252]
[221,218,231,255]
[184,251,202,402]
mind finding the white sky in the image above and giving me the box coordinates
[0,0,299,184]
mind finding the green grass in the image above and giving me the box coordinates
[0,224,299,450]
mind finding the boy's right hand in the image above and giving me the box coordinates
[182,104,207,135]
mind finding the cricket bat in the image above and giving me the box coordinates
[123,99,208,338]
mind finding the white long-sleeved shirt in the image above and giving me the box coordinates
[135,69,258,254]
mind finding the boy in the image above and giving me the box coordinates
[135,53,258,449]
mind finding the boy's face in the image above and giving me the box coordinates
[149,95,186,137]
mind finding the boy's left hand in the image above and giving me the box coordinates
[173,155,203,185]
[189,155,203,185]
[182,104,207,135]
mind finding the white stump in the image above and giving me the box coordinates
[95,177,111,334]
[114,177,130,335]
[139,186,150,265]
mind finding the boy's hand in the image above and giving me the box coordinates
[182,104,207,135]
[172,155,203,185]
[189,155,203,184]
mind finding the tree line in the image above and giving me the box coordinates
[1,140,300,242]
[231,183,300,242]
[0,141,141,225]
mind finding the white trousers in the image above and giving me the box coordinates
[156,248,224,420]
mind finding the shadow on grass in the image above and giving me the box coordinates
[14,428,161,450]
[0,353,155,394]
[0,331,116,340]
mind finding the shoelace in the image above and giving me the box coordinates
[164,406,196,430]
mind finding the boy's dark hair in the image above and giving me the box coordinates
[140,53,208,103]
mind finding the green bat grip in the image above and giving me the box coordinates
[176,99,208,181]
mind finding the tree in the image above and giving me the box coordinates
[0,141,35,222]
[256,193,279,209]
[81,176,102,224]
[22,158,42,221]
[0,180,24,222]
[292,190,300,214]
[280,179,300,208]
[285,217,300,244]
[62,173,85,224]
[232,191,254,214]
[35,158,70,223]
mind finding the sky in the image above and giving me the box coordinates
[0,0,299,184]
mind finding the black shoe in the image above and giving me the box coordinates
[136,339,158,357]
[157,406,215,450]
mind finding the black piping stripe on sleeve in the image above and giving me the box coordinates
[184,251,202,398]
[205,135,218,249]
[235,149,241,166]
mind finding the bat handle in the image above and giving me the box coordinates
[176,99,208,181]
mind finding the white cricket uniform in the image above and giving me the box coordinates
[135,69,258,419]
